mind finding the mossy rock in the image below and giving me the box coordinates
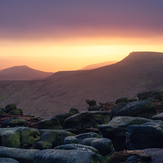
[20,127,41,148]
[116,97,128,104]
[1,117,28,128]
[35,129,75,149]
[0,108,7,114]
[0,128,21,148]
[8,109,23,115]
[86,99,96,106]
[137,90,163,100]
[3,104,17,113]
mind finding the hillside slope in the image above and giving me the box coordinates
[81,61,117,70]
[0,65,53,80]
[0,51,163,117]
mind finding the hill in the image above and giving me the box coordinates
[1,51,163,117]
[81,61,117,70]
[0,65,53,80]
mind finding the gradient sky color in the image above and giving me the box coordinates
[0,0,163,72]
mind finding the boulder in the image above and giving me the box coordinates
[64,136,79,144]
[38,116,62,129]
[81,138,98,146]
[98,116,152,151]
[69,108,79,114]
[0,127,40,148]
[0,128,21,148]
[8,109,23,115]
[86,99,96,106]
[20,127,41,148]
[75,132,101,143]
[107,150,151,163]
[1,117,28,128]
[91,138,115,160]
[63,111,111,129]
[0,146,40,163]
[110,100,157,120]
[152,112,163,121]
[34,129,75,149]
[56,108,79,126]
[116,97,128,104]
[0,158,19,163]
[137,90,163,100]
[88,105,101,111]
[126,120,163,149]
[3,104,17,113]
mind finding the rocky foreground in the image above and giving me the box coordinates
[1,90,163,162]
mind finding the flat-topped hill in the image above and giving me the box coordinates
[1,51,163,117]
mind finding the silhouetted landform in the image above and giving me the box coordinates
[81,61,117,70]
[0,90,163,162]
[0,65,53,80]
[1,51,163,117]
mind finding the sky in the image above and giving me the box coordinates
[0,0,163,72]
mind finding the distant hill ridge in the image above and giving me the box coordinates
[1,51,163,117]
[0,65,53,80]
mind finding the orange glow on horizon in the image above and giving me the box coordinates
[0,35,163,72]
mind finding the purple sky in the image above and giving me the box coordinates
[0,0,163,40]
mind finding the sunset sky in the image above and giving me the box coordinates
[0,0,163,72]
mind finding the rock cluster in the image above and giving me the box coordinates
[0,90,163,162]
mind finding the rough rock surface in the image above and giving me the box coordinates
[126,120,163,149]
[98,116,151,151]
[38,116,62,129]
[110,100,157,120]
[0,146,40,163]
[63,111,111,129]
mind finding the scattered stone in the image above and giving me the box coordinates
[1,117,28,128]
[38,116,62,129]
[3,104,17,113]
[8,109,23,115]
[69,108,79,114]
[98,116,151,151]
[86,99,96,106]
[88,105,101,111]
[116,97,128,104]
[137,90,163,101]
[63,111,111,129]
[126,120,163,149]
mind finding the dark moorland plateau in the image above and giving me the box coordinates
[1,51,163,117]
[1,51,163,162]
